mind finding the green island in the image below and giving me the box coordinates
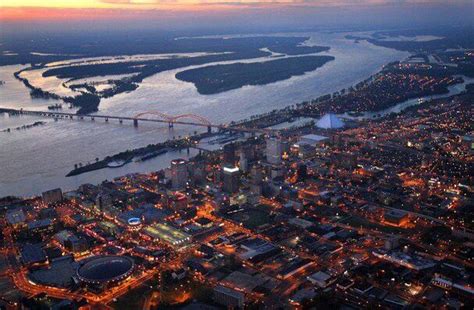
[175,55,335,95]
[10,36,332,114]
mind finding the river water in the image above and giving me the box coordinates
[339,75,474,121]
[0,31,411,197]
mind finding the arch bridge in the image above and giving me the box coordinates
[0,107,269,134]
[132,111,212,131]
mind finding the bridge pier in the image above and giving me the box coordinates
[2,109,262,135]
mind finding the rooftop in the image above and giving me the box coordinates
[316,113,344,129]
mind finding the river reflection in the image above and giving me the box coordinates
[0,31,409,197]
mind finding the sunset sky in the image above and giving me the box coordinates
[0,0,472,24]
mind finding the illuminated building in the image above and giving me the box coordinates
[307,271,336,288]
[54,230,89,253]
[127,217,142,231]
[171,158,188,189]
[213,285,245,309]
[194,217,213,228]
[41,188,63,205]
[76,255,134,285]
[432,274,474,296]
[168,191,188,210]
[297,134,328,146]
[6,208,26,228]
[95,191,113,211]
[278,258,315,279]
[266,136,283,165]
[372,251,436,271]
[247,165,263,196]
[316,113,344,129]
[222,166,240,194]
[383,210,410,227]
[239,144,253,173]
[142,223,191,248]
[223,143,236,166]
[27,219,54,234]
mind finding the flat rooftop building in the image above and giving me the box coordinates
[384,209,410,227]
[214,285,245,309]
[21,243,47,265]
[143,223,191,248]
[297,134,328,146]
[6,208,26,226]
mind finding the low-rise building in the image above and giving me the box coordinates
[213,285,245,309]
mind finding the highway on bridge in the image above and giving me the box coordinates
[0,107,272,134]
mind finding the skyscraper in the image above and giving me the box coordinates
[42,188,63,205]
[223,143,236,166]
[266,136,283,165]
[171,159,188,189]
[222,166,240,194]
[297,163,308,182]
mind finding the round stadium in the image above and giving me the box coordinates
[77,255,134,284]
[127,217,141,226]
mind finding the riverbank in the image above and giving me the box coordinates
[65,132,213,177]
[60,59,471,177]
[0,31,412,197]
[2,121,46,133]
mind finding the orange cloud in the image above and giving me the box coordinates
[2,0,467,9]
[1,0,470,21]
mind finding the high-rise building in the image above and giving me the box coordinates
[222,166,240,194]
[171,159,188,189]
[96,191,113,211]
[239,144,254,173]
[223,143,236,166]
[42,188,63,205]
[239,156,248,173]
[249,165,263,195]
[297,163,308,182]
[266,136,283,165]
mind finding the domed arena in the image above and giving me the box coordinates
[77,255,134,284]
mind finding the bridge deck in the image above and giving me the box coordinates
[0,107,270,134]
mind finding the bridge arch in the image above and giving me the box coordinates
[171,114,212,126]
[133,111,173,122]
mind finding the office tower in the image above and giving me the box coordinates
[223,143,236,166]
[222,166,240,194]
[171,158,188,189]
[266,136,282,165]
